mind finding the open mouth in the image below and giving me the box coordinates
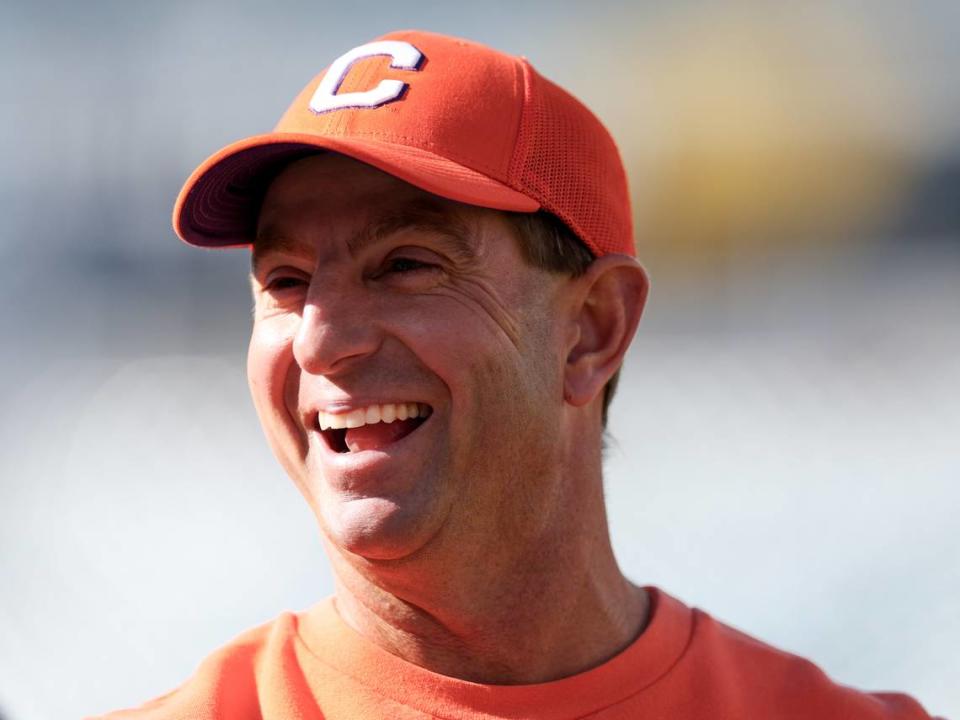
[318,402,432,454]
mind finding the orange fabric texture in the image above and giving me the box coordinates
[93,588,933,719]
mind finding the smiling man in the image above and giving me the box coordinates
[245,151,648,691]
[97,30,936,719]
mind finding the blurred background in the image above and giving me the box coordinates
[1,0,958,717]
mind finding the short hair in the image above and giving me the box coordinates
[503,211,621,429]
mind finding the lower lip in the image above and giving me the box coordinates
[310,415,433,488]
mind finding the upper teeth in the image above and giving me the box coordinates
[318,402,430,431]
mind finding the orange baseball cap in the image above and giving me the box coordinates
[173,30,634,257]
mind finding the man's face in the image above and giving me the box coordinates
[248,154,574,566]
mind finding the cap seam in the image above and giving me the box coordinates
[508,59,534,194]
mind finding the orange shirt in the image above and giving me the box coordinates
[93,587,934,719]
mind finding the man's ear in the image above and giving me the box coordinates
[563,255,649,409]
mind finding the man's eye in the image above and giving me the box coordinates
[265,275,306,291]
[386,257,432,273]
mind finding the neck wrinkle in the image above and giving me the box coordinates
[329,515,648,685]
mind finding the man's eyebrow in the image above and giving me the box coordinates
[251,198,478,276]
[250,231,310,276]
[351,199,477,262]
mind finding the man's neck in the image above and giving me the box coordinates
[327,526,649,684]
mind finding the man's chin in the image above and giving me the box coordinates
[319,495,443,562]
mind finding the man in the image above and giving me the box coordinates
[99,30,935,719]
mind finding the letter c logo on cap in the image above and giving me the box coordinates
[309,40,424,114]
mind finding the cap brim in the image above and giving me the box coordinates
[173,133,540,248]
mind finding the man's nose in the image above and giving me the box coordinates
[292,280,381,376]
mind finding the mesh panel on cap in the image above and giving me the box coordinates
[509,63,634,257]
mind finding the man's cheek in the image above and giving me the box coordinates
[248,325,306,455]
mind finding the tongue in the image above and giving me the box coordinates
[345,418,421,453]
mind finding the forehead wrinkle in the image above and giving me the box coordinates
[350,197,478,263]
[251,196,482,275]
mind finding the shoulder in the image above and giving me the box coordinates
[86,612,300,720]
[680,603,934,720]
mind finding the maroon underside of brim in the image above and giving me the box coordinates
[178,143,327,248]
